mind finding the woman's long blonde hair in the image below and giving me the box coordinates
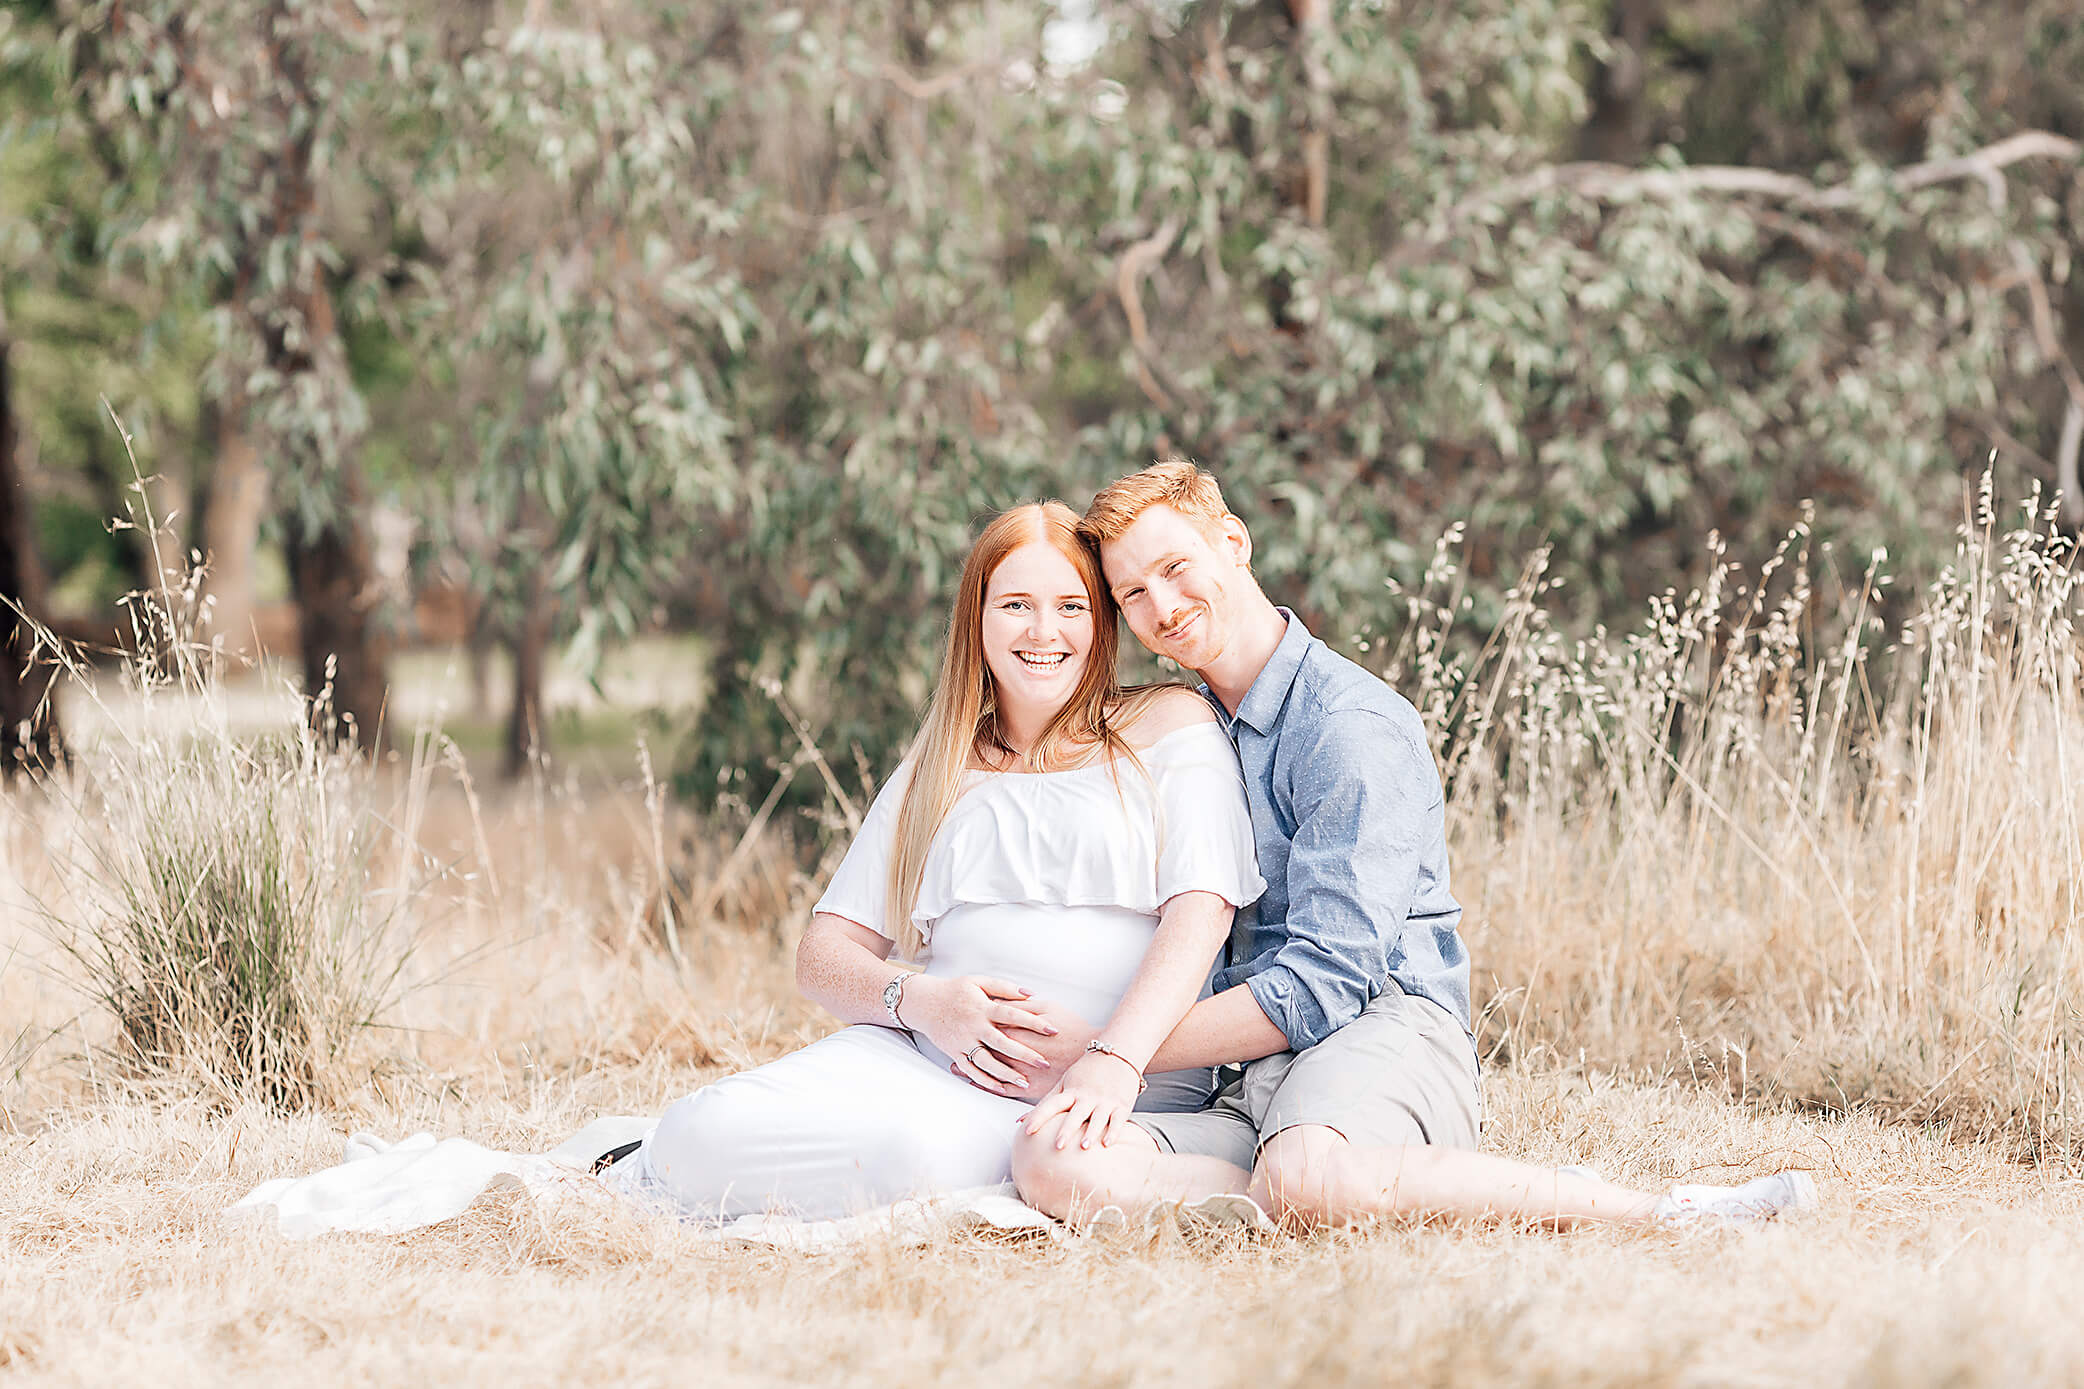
[884,502,1169,960]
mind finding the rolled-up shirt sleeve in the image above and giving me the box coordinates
[1243,708,1441,1051]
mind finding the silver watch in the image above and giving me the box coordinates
[882,972,911,1028]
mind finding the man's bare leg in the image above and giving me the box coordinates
[1017,1119,1814,1232]
[1250,1125,1663,1231]
[1011,1116,1250,1224]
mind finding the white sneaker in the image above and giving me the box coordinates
[1174,1191,1274,1232]
[1086,1193,1275,1239]
[1654,1171,1818,1226]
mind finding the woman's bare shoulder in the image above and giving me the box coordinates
[1117,684,1219,749]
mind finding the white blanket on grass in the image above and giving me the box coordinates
[226,1117,1275,1249]
[225,1117,1065,1250]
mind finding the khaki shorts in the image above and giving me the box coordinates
[1131,989,1480,1170]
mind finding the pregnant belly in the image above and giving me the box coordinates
[922,901,1161,1026]
[918,901,1218,1114]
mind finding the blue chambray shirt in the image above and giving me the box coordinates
[1205,611,1472,1051]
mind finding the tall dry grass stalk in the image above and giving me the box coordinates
[38,704,432,1110]
[23,424,440,1110]
[1385,475,2084,1157]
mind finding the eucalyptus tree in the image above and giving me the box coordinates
[1599,0,2084,528]
[426,0,1072,797]
[659,0,2081,796]
[31,0,424,745]
[24,0,777,770]
[1037,0,2083,630]
[415,13,750,775]
[1,4,215,662]
[26,0,741,762]
[642,2,1068,807]
[17,0,2081,803]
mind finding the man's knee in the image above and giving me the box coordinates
[1249,1125,1353,1229]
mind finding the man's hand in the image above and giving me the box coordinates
[948,995,1096,1100]
[1020,1051,1144,1150]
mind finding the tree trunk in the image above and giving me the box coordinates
[0,319,64,778]
[284,457,391,754]
[198,394,272,667]
[1287,0,1331,229]
[502,563,552,778]
[2059,252,2084,534]
[1576,0,1663,164]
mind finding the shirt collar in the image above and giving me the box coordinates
[1207,608,1312,737]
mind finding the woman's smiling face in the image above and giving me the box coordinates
[979,540,1097,721]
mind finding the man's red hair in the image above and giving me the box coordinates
[1077,459,1232,546]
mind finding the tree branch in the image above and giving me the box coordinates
[2057,400,2084,533]
[1390,129,2084,525]
[1393,129,2083,269]
[1745,207,1907,305]
[881,58,1003,102]
[1114,217,1182,409]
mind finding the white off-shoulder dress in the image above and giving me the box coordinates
[619,720,1264,1221]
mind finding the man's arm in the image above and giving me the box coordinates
[993,940,1308,1083]
[985,705,1446,1088]
[1235,705,1441,1051]
[990,708,1440,1082]
[991,974,1292,1086]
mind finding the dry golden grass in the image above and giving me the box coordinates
[1407,491,2084,1157]
[5,1040,2084,1384]
[3,769,2082,1387]
[5,483,2083,1385]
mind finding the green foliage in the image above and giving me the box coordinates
[0,27,212,589]
[35,493,129,611]
[659,0,2083,803]
[424,24,754,652]
[8,0,2082,818]
[1042,0,2074,632]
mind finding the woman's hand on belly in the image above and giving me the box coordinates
[902,974,1060,1094]
[969,996,1097,1101]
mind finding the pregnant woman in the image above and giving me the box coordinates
[599,500,1262,1220]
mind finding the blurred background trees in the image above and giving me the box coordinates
[2,0,2079,798]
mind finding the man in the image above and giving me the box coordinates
[1003,460,1814,1230]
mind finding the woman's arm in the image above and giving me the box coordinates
[1018,888,1234,1148]
[795,913,1060,1081]
[793,913,901,1023]
[1144,985,1292,1070]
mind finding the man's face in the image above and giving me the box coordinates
[1100,504,1252,674]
